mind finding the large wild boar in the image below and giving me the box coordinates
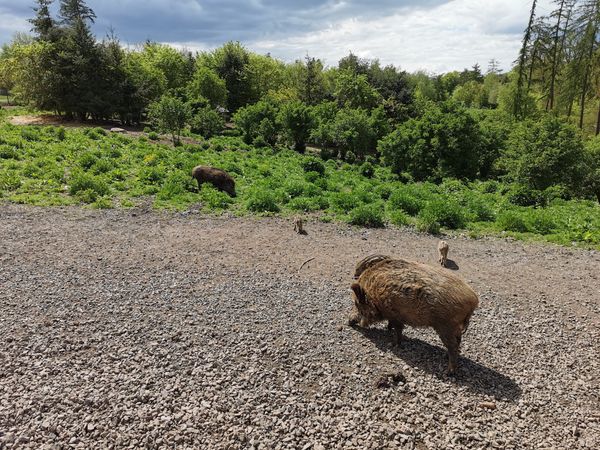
[191,166,236,197]
[349,258,479,375]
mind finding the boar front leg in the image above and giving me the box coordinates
[388,320,404,347]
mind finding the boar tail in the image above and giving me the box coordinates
[461,311,474,335]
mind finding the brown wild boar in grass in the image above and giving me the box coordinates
[349,258,479,375]
[191,165,236,197]
[438,240,449,267]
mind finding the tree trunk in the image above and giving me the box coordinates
[527,44,538,93]
[548,0,566,111]
[596,100,600,135]
[515,0,538,117]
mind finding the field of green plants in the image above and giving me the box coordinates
[1,110,599,249]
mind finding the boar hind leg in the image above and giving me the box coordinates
[437,327,462,376]
[388,320,404,347]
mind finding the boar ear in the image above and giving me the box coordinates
[351,282,366,304]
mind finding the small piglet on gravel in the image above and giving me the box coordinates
[192,165,236,197]
[438,240,449,267]
[349,258,479,375]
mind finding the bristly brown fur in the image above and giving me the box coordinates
[192,166,236,197]
[353,254,393,279]
[349,258,479,375]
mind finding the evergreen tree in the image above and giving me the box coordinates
[59,0,96,25]
[29,0,55,40]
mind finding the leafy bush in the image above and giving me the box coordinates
[233,101,279,146]
[199,185,233,210]
[148,131,159,140]
[278,101,314,153]
[360,162,375,178]
[288,196,328,212]
[507,184,544,207]
[148,95,192,145]
[379,100,482,181]
[388,189,422,215]
[348,204,385,227]
[418,198,465,229]
[388,209,410,226]
[246,189,280,213]
[415,215,441,234]
[500,115,587,196]
[190,106,225,138]
[69,172,110,202]
[497,211,529,232]
[302,157,325,175]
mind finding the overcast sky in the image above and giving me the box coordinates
[0,0,553,73]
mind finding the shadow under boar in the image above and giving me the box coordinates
[349,258,479,375]
[192,165,236,197]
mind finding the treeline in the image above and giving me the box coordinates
[0,0,599,203]
[515,0,600,132]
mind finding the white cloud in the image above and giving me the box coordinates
[248,0,554,73]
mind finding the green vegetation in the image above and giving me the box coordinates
[0,0,599,249]
[1,115,599,248]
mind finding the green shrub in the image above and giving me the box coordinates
[415,215,441,234]
[69,172,110,201]
[388,190,422,215]
[92,197,112,209]
[478,180,500,193]
[497,211,529,232]
[148,132,159,141]
[388,209,410,226]
[91,158,113,174]
[360,162,375,178]
[283,180,310,199]
[288,196,328,212]
[157,171,193,200]
[375,184,393,200]
[0,172,21,192]
[543,185,570,204]
[419,198,465,229]
[349,204,385,228]
[302,157,325,175]
[246,189,280,213]
[0,145,19,159]
[190,106,225,138]
[304,170,323,183]
[330,191,361,212]
[21,128,41,141]
[526,210,556,235]
[79,151,99,170]
[199,185,233,210]
[507,184,544,207]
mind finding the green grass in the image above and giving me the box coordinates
[1,117,600,249]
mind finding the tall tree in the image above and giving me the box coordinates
[29,0,55,39]
[59,0,96,24]
[548,0,570,110]
[515,0,538,118]
[574,0,600,129]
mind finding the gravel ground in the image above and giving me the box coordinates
[1,204,599,449]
